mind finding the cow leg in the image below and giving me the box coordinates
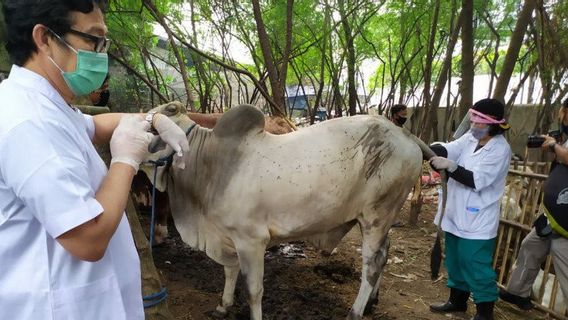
[153,224,168,245]
[364,237,390,314]
[153,191,170,245]
[348,224,390,320]
[235,241,265,320]
[216,264,240,314]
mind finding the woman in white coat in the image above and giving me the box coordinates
[428,99,512,320]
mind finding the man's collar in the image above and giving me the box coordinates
[8,65,69,108]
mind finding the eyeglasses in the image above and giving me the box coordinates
[48,27,110,53]
[67,29,111,53]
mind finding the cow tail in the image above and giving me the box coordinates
[404,131,447,280]
[430,233,442,280]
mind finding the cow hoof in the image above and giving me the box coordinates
[215,305,228,314]
[364,296,378,315]
[206,309,227,320]
[321,248,338,257]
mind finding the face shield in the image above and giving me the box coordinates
[452,108,508,140]
[452,111,471,140]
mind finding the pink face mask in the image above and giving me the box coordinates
[469,109,506,124]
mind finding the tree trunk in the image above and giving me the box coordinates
[109,51,169,103]
[189,0,211,112]
[143,0,195,110]
[527,70,536,104]
[251,0,293,116]
[492,0,536,103]
[430,10,462,140]
[418,0,441,142]
[458,0,474,119]
[532,11,554,134]
[479,11,501,98]
[279,0,295,104]
[161,23,282,117]
[312,5,330,124]
[338,0,358,116]
[506,62,537,114]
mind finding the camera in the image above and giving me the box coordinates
[527,130,562,148]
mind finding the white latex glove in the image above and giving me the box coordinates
[152,113,190,169]
[110,115,154,172]
[430,156,458,173]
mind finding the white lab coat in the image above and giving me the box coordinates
[434,132,511,240]
[0,66,143,319]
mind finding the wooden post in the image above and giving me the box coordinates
[126,197,176,320]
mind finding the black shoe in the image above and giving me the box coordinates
[499,288,534,310]
[430,288,470,313]
[471,301,494,320]
[430,301,468,313]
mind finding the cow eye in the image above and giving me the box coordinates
[165,103,178,114]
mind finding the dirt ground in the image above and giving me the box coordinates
[147,199,547,320]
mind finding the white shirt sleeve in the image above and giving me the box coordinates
[83,114,96,141]
[0,120,103,238]
[444,134,470,161]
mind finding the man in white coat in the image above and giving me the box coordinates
[428,99,512,320]
[0,1,188,319]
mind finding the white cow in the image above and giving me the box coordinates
[500,179,525,222]
[500,166,537,222]
[142,102,437,320]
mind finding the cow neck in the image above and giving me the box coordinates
[154,123,197,168]
[185,123,213,159]
[170,123,214,195]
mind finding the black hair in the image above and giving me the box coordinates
[472,98,504,120]
[472,98,509,136]
[2,0,107,66]
[390,104,407,117]
[488,124,505,136]
[563,98,568,109]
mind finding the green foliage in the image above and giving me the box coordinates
[95,0,567,114]
[0,3,11,72]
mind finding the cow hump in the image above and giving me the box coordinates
[213,104,265,138]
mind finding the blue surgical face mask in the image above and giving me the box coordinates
[470,126,489,140]
[49,46,108,97]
